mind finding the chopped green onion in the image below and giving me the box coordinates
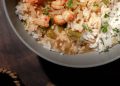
[104,13,109,18]
[113,28,120,33]
[82,24,88,30]
[101,22,109,33]
[101,26,108,33]
[66,0,73,8]
[82,24,92,32]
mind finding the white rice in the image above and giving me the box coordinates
[15,0,120,54]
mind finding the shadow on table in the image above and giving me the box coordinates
[37,56,120,86]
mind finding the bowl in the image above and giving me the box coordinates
[3,0,120,68]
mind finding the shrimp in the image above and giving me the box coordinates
[23,0,39,3]
[54,10,75,25]
[91,5,101,12]
[54,15,66,25]
[33,15,50,27]
[62,10,75,22]
[23,0,45,4]
[51,0,67,10]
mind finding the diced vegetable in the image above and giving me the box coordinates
[57,25,64,33]
[82,24,88,29]
[93,2,99,7]
[66,0,73,8]
[43,7,50,15]
[113,28,120,33]
[101,22,109,33]
[47,29,57,39]
[104,13,109,18]
[67,29,81,41]
[102,0,110,5]
[82,24,92,32]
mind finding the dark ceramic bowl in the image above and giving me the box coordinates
[3,0,120,68]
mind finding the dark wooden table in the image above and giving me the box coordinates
[0,0,51,86]
[1,0,120,86]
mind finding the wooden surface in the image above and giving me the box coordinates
[0,0,51,86]
[1,0,120,86]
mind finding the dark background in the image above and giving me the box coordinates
[0,0,120,86]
